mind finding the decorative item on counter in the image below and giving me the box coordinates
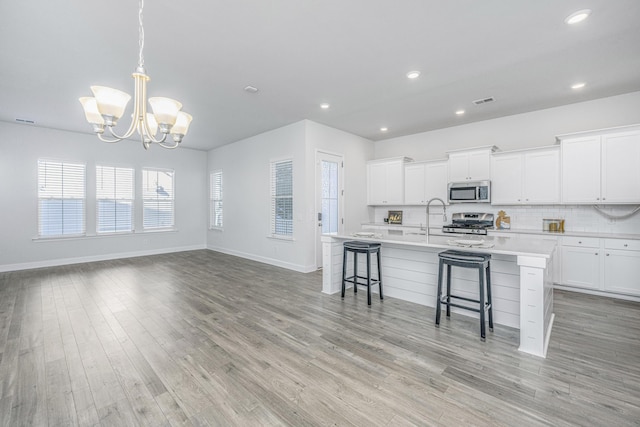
[543,218,565,233]
[496,210,511,229]
[387,210,403,225]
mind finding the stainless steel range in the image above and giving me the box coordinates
[442,212,494,235]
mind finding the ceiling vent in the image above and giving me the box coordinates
[472,97,495,105]
[15,118,35,124]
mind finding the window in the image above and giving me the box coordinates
[96,165,134,234]
[210,170,223,229]
[270,159,293,237]
[142,168,174,230]
[38,159,86,237]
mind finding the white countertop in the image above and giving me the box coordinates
[326,232,556,258]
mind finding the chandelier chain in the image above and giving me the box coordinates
[138,0,145,68]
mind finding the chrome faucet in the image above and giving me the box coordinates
[425,197,447,242]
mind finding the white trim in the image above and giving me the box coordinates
[553,284,640,302]
[0,244,206,273]
[207,245,315,273]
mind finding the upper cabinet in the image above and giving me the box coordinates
[491,147,560,205]
[560,126,640,204]
[404,160,448,205]
[367,157,412,205]
[447,146,495,182]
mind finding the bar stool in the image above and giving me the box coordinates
[435,250,493,341]
[341,241,383,305]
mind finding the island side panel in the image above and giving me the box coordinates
[517,254,553,357]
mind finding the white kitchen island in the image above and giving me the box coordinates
[321,232,557,358]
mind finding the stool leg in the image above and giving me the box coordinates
[486,263,494,332]
[366,252,372,306]
[479,265,486,341]
[353,252,358,294]
[445,264,452,317]
[435,258,444,326]
[377,249,383,300]
[341,247,347,298]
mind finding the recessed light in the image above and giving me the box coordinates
[244,85,259,93]
[571,82,586,90]
[380,127,388,132]
[565,9,591,25]
[320,103,330,109]
[455,110,465,115]
[406,71,421,79]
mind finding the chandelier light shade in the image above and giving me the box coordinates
[79,0,192,149]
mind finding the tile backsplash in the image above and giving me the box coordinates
[372,204,640,234]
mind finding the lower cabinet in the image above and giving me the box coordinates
[603,239,640,295]
[560,236,640,297]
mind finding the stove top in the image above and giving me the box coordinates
[443,212,494,235]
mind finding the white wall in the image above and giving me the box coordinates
[206,120,374,272]
[0,121,208,272]
[374,91,640,161]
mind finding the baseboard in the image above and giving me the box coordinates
[0,244,207,273]
[553,284,640,302]
[206,245,316,273]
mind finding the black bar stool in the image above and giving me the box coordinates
[341,241,383,305]
[435,249,493,341]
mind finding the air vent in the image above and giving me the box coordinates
[15,118,35,124]
[472,97,495,105]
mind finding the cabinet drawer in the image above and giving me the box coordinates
[562,236,600,248]
[604,239,640,251]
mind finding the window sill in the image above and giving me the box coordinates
[33,228,177,242]
[267,234,295,242]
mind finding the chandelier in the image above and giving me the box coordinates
[79,0,192,149]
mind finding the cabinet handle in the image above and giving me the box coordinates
[624,244,628,247]
[596,198,600,200]
[595,252,598,256]
[578,241,582,244]
[603,198,606,201]
[606,253,610,256]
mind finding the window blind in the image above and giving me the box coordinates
[37,159,86,236]
[270,159,293,237]
[210,171,223,228]
[142,168,175,229]
[96,165,134,233]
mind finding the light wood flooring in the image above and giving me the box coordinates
[1,250,639,426]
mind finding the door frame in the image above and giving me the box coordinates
[315,149,344,269]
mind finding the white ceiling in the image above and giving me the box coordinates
[1,1,639,151]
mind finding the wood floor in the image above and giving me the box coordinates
[1,250,639,426]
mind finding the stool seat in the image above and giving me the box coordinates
[435,249,493,341]
[342,241,383,306]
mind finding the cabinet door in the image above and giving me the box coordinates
[424,161,449,203]
[367,162,387,205]
[561,136,601,203]
[467,151,491,181]
[491,154,523,204]
[385,161,405,204]
[448,153,469,182]
[561,246,600,289]
[524,149,560,204]
[604,250,640,296]
[404,163,426,205]
[601,131,640,203]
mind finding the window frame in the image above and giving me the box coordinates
[141,167,175,231]
[269,158,294,239]
[37,159,87,238]
[209,170,223,230]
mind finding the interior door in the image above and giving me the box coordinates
[316,151,344,269]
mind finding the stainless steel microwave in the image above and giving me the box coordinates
[448,180,491,203]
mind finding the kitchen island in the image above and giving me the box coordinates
[321,232,557,358]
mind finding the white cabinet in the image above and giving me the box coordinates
[561,237,601,290]
[404,160,448,205]
[367,157,411,205]
[447,147,495,182]
[491,147,560,205]
[603,239,640,296]
[560,127,640,204]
